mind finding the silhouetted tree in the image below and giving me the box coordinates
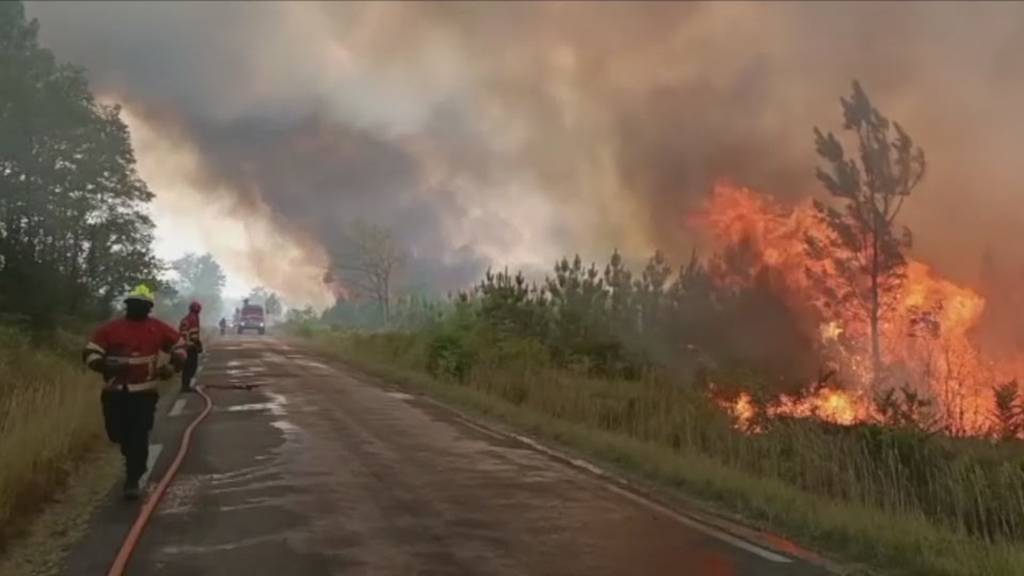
[810,80,926,384]
[328,220,406,324]
[992,380,1024,440]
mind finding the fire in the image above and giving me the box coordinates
[772,386,864,425]
[726,392,758,431]
[721,387,865,433]
[696,182,1021,436]
[820,321,843,342]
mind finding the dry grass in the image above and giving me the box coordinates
[0,327,106,550]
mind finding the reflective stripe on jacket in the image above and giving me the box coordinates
[84,317,184,392]
[179,312,201,347]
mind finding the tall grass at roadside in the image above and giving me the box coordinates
[295,325,1024,576]
[0,327,104,549]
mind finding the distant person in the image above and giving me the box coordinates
[178,301,203,393]
[82,285,185,500]
[219,317,227,335]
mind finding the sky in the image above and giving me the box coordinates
[24,1,1024,306]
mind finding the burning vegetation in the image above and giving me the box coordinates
[701,183,1017,436]
[695,82,1023,438]
[312,81,1024,442]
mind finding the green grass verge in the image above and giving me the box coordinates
[299,331,1024,576]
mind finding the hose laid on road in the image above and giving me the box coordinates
[106,385,213,576]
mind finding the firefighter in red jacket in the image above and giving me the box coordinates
[179,301,203,392]
[83,285,185,500]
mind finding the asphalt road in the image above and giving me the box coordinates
[65,335,831,576]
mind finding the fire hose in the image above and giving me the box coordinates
[106,384,213,576]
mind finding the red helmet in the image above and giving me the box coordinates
[189,301,202,313]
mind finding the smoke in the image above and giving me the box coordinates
[25,1,1024,303]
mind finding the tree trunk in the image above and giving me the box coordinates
[870,224,882,388]
[382,274,391,325]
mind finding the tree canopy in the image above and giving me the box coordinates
[171,253,226,319]
[0,2,158,325]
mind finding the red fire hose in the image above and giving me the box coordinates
[106,385,213,576]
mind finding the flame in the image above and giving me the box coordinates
[820,321,843,342]
[696,182,1021,436]
[772,387,866,425]
[725,392,759,432]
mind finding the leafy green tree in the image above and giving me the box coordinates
[0,2,158,325]
[171,253,225,319]
[151,282,187,323]
[285,305,318,324]
[247,286,270,303]
[810,80,926,384]
[241,286,281,321]
[636,250,672,335]
[265,293,282,319]
[476,267,548,340]
[603,250,635,337]
[545,255,615,371]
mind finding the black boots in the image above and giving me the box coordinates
[123,477,141,501]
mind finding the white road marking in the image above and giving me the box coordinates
[510,433,610,478]
[508,432,791,563]
[140,444,164,489]
[168,399,187,417]
[604,483,792,563]
[435,399,791,562]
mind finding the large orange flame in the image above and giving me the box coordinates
[696,182,1020,436]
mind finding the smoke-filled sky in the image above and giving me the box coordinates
[25,1,1024,305]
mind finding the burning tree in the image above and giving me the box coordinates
[992,380,1024,440]
[810,80,927,385]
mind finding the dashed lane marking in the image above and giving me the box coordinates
[140,444,164,489]
[168,399,187,417]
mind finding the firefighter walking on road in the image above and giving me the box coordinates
[83,285,185,500]
[179,301,203,393]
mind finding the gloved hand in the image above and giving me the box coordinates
[102,360,129,381]
[195,341,204,354]
[157,364,175,381]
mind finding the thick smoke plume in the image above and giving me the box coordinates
[25,2,1024,303]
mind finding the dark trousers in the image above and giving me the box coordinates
[101,390,158,482]
[182,348,199,391]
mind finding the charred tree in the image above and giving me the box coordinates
[810,80,926,386]
[328,220,406,324]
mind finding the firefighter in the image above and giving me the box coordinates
[83,285,185,500]
[219,317,227,336]
[179,301,203,393]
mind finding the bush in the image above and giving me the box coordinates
[426,331,476,382]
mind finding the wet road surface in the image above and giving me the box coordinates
[65,335,831,576]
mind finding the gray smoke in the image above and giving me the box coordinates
[25,1,1024,301]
